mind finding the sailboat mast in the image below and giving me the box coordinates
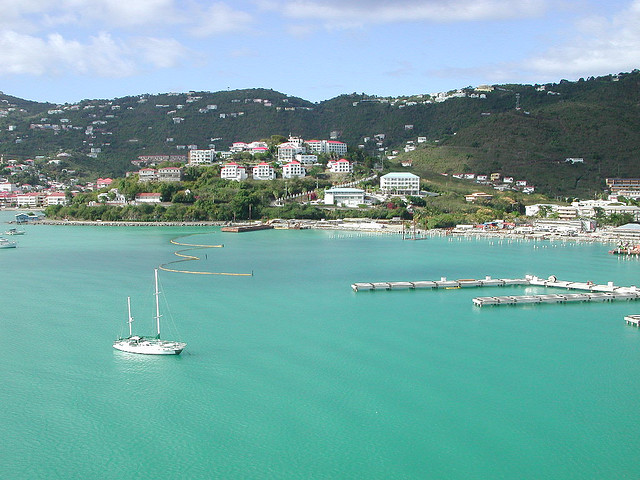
[154,268,161,338]
[127,296,133,337]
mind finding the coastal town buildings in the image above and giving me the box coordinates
[380,172,420,195]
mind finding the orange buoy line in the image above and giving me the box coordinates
[159,232,253,276]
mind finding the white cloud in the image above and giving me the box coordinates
[270,0,548,28]
[0,30,193,77]
[526,0,640,77]
[132,37,191,69]
[191,3,254,36]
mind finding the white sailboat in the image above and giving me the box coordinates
[113,269,186,355]
[0,237,17,248]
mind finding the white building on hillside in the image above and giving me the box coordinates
[252,162,276,180]
[327,158,352,173]
[306,139,348,155]
[221,162,248,181]
[380,172,420,195]
[157,167,182,182]
[277,143,305,163]
[295,154,318,166]
[324,187,365,207]
[188,149,217,165]
[282,160,306,179]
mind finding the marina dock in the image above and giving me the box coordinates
[351,276,529,292]
[625,314,640,326]
[351,274,640,308]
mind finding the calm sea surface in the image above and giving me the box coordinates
[1,211,640,479]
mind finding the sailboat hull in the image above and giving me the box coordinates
[113,338,186,355]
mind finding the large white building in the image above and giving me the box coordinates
[282,160,306,179]
[188,149,217,165]
[45,192,68,206]
[324,187,365,207]
[306,139,347,155]
[221,162,248,181]
[252,162,276,180]
[380,172,420,195]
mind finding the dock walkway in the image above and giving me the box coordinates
[351,276,528,292]
[352,274,640,308]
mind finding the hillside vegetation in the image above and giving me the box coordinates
[0,71,639,197]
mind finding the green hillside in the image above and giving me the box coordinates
[0,71,639,196]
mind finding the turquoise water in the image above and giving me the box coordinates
[1,210,640,479]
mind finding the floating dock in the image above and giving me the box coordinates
[352,274,640,308]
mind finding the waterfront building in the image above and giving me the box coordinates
[16,192,45,208]
[324,187,365,207]
[45,192,68,206]
[221,162,248,181]
[380,172,420,195]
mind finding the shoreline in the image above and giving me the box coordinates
[5,217,628,245]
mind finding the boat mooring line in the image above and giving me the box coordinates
[159,232,253,276]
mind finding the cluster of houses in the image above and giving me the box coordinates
[444,172,535,199]
[186,136,348,167]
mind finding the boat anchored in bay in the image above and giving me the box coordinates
[113,269,186,355]
[0,237,17,248]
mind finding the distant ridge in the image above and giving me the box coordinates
[0,70,639,196]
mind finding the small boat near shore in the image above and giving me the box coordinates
[0,237,17,248]
[609,243,640,255]
[4,228,25,235]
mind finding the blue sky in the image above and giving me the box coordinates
[0,0,638,104]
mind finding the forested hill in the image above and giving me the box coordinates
[0,71,639,196]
